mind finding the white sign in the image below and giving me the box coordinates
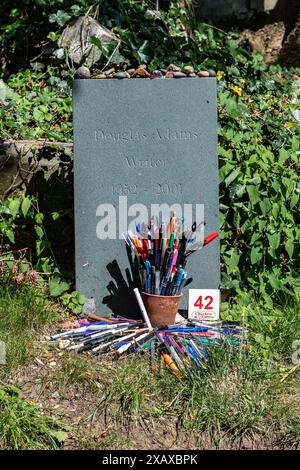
[188,289,220,321]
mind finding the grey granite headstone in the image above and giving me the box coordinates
[73,78,219,316]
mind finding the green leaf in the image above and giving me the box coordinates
[250,232,261,245]
[21,197,31,217]
[36,239,45,256]
[33,108,43,121]
[35,213,44,224]
[247,185,260,206]
[267,232,281,250]
[5,229,15,243]
[250,246,263,265]
[225,167,240,187]
[271,202,280,219]
[290,192,299,209]
[259,198,271,215]
[285,239,294,258]
[0,205,11,215]
[268,272,281,290]
[70,304,82,314]
[77,294,85,305]
[49,10,71,27]
[35,225,44,238]
[8,198,21,218]
[224,248,241,274]
[49,276,70,297]
[51,212,60,221]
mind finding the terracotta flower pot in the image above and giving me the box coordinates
[141,292,183,327]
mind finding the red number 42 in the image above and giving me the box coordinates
[194,295,213,310]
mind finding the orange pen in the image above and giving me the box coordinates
[163,353,183,379]
[167,212,176,242]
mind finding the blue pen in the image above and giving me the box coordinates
[188,345,203,369]
[174,268,184,294]
[190,339,208,360]
[177,271,187,294]
[160,276,168,295]
[145,260,151,293]
[151,266,156,294]
[221,328,240,335]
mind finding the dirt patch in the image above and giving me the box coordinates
[241,13,300,66]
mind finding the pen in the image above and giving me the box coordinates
[145,260,151,293]
[151,266,156,294]
[161,231,175,278]
[155,270,160,295]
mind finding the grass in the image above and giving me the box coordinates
[0,383,69,450]
[0,283,70,450]
[0,284,57,374]
[42,352,101,394]
[97,354,300,449]
[1,281,300,449]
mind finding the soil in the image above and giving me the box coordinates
[241,9,300,67]
[8,317,296,450]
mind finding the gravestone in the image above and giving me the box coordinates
[73,78,219,316]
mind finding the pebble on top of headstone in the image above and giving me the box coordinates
[87,64,216,80]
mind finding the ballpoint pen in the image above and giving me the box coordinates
[151,266,156,294]
[185,231,218,256]
[173,268,184,295]
[145,259,151,293]
[155,270,160,295]
[177,271,187,294]
[161,231,175,279]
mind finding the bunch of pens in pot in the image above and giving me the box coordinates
[122,212,218,296]
[50,319,247,381]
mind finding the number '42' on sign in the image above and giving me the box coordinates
[188,289,220,321]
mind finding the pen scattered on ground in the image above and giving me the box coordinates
[51,319,247,381]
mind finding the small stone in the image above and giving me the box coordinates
[104,68,115,75]
[188,72,196,77]
[165,71,173,78]
[133,66,150,77]
[182,65,194,74]
[168,64,181,72]
[35,358,45,366]
[150,70,163,79]
[198,71,210,77]
[75,66,90,79]
[95,73,107,79]
[173,71,187,78]
[208,70,216,77]
[160,68,168,74]
[58,339,70,349]
[127,68,135,75]
[113,71,129,79]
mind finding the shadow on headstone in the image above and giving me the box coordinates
[102,259,142,320]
